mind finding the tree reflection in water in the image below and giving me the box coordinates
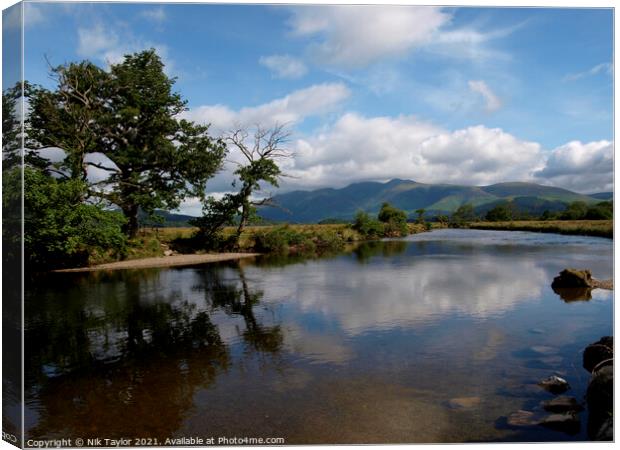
[25,263,282,440]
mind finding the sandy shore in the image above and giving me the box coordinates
[54,253,261,273]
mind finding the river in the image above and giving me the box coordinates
[24,229,613,443]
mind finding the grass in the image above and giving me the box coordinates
[467,220,613,239]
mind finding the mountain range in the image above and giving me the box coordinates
[257,179,611,223]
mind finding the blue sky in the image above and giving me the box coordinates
[9,2,615,212]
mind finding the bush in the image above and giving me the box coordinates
[352,211,385,238]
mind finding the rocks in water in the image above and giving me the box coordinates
[551,268,593,288]
[506,410,542,427]
[594,417,613,441]
[587,364,613,415]
[541,396,583,413]
[538,375,570,394]
[583,336,613,373]
[540,413,580,434]
[447,396,481,410]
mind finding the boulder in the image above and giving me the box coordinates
[538,375,570,394]
[506,410,542,427]
[541,396,583,413]
[551,269,593,288]
[583,336,613,373]
[540,413,580,434]
[594,417,613,441]
[587,364,613,415]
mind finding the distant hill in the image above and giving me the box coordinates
[589,192,613,201]
[258,179,603,223]
[139,209,196,227]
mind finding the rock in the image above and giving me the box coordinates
[591,279,613,290]
[506,410,541,427]
[538,375,570,394]
[541,396,583,413]
[448,396,481,409]
[594,416,613,441]
[530,345,557,355]
[164,250,174,256]
[540,413,580,434]
[583,337,613,373]
[587,364,613,415]
[551,268,593,288]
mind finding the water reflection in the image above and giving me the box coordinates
[24,230,613,443]
[25,265,282,440]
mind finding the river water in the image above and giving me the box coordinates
[24,229,613,443]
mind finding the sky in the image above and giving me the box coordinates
[5,1,615,215]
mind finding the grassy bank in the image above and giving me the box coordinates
[113,222,430,263]
[467,220,613,239]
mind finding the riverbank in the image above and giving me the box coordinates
[466,220,612,239]
[54,253,260,273]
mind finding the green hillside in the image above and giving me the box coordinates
[258,179,603,223]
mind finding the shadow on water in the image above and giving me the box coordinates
[25,264,282,440]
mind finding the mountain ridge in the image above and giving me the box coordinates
[258,179,604,223]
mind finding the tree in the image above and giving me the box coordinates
[352,210,385,238]
[378,202,408,236]
[560,201,588,220]
[94,50,227,237]
[485,202,516,222]
[415,208,426,224]
[21,167,127,269]
[28,62,108,182]
[451,203,476,225]
[28,50,227,238]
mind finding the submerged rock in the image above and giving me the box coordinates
[583,336,613,373]
[587,365,613,415]
[551,268,593,288]
[448,396,481,409]
[541,396,583,413]
[540,413,580,434]
[538,375,570,394]
[506,410,542,427]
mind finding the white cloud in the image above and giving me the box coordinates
[3,3,45,30]
[564,63,613,82]
[468,80,502,112]
[285,113,544,189]
[534,140,613,193]
[76,23,174,73]
[288,6,450,68]
[140,7,166,23]
[181,82,350,132]
[259,54,308,79]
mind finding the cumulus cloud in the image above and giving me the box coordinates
[534,140,613,193]
[285,113,544,189]
[288,6,450,67]
[259,54,308,79]
[181,82,350,132]
[468,80,502,112]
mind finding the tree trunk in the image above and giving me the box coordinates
[122,204,140,239]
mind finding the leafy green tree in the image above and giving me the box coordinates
[415,208,426,224]
[585,201,613,220]
[28,62,108,182]
[451,203,476,226]
[560,201,589,220]
[485,202,516,222]
[352,211,385,238]
[22,167,127,269]
[378,202,408,236]
[28,50,227,238]
[95,50,227,237]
